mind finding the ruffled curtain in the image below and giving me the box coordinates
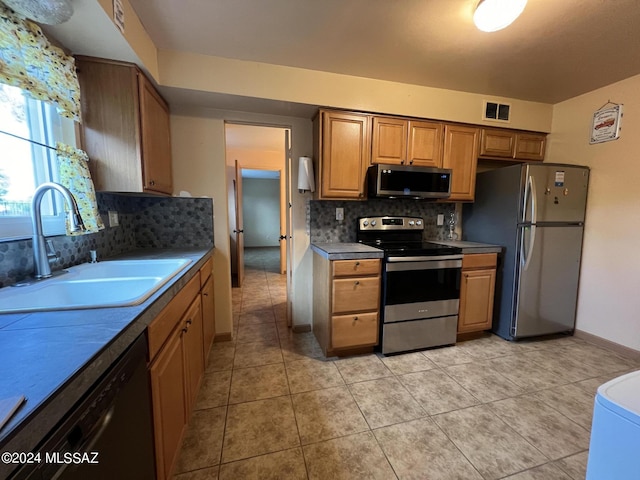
[56,142,104,235]
[0,4,81,121]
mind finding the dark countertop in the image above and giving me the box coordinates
[311,243,384,260]
[0,247,212,475]
[428,240,503,254]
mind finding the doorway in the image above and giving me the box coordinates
[225,123,291,322]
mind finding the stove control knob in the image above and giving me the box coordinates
[362,220,369,227]
[371,220,377,226]
[416,220,423,226]
[409,220,415,226]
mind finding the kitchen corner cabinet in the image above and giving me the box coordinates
[147,260,213,480]
[313,256,381,356]
[479,128,546,162]
[457,253,497,334]
[314,110,371,199]
[371,116,443,167]
[76,56,173,195]
[442,124,480,202]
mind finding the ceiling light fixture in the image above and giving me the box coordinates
[473,0,527,32]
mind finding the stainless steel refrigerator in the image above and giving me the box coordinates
[463,163,589,340]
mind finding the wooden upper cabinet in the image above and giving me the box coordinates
[514,133,546,161]
[480,129,515,158]
[371,117,407,165]
[315,110,370,199]
[139,73,173,194]
[442,125,479,202]
[76,56,173,195]
[479,128,546,162]
[407,120,443,167]
[372,116,443,167]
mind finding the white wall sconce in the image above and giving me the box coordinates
[297,156,315,193]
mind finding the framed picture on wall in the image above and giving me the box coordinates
[590,103,623,144]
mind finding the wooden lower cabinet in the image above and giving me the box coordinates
[201,275,215,362]
[313,255,381,355]
[149,328,186,480]
[457,253,498,334]
[147,258,215,480]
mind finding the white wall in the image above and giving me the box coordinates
[242,178,280,247]
[547,73,640,351]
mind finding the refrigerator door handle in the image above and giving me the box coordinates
[522,225,536,270]
[530,175,538,225]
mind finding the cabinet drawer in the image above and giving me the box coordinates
[148,274,200,360]
[332,276,380,314]
[462,253,497,270]
[332,312,378,349]
[332,259,380,277]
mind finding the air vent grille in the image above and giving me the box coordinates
[483,101,511,122]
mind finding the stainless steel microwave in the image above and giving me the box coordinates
[368,164,452,199]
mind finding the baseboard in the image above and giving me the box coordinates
[292,324,311,333]
[574,329,640,362]
[214,332,233,342]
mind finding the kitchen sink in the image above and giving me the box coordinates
[0,258,192,313]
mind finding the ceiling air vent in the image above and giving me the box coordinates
[483,101,511,122]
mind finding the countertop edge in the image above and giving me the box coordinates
[0,247,212,472]
[311,243,384,260]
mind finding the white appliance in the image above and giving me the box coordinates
[463,163,589,340]
[587,370,640,479]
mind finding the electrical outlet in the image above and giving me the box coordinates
[437,214,444,226]
[336,207,344,221]
[108,210,119,227]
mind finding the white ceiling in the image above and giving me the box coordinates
[129,0,640,105]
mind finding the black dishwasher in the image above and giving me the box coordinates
[10,333,156,479]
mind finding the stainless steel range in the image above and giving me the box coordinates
[357,216,462,355]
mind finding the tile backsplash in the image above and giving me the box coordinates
[0,193,214,288]
[310,199,456,243]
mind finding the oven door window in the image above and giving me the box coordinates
[384,265,461,305]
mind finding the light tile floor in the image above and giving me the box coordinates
[175,247,640,480]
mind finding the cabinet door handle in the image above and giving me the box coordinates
[355,261,360,267]
[186,319,192,325]
[181,327,188,335]
[203,292,209,297]
[354,281,360,286]
[354,316,359,321]
[149,180,155,186]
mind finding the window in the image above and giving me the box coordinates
[0,83,77,241]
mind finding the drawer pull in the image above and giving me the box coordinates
[354,316,359,321]
[355,261,360,267]
[354,281,360,286]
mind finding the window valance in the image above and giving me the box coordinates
[0,4,81,121]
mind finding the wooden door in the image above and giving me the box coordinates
[371,117,407,165]
[139,73,173,194]
[149,330,186,480]
[442,125,480,201]
[234,160,245,286]
[320,111,370,199]
[407,120,443,167]
[458,269,496,333]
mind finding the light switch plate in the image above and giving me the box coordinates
[108,210,119,227]
[336,208,344,221]
[437,214,444,226]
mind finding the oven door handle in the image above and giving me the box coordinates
[386,254,463,263]
[385,259,462,271]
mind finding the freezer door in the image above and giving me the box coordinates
[522,164,589,224]
[513,224,584,338]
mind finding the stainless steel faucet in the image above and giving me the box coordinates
[31,182,85,278]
